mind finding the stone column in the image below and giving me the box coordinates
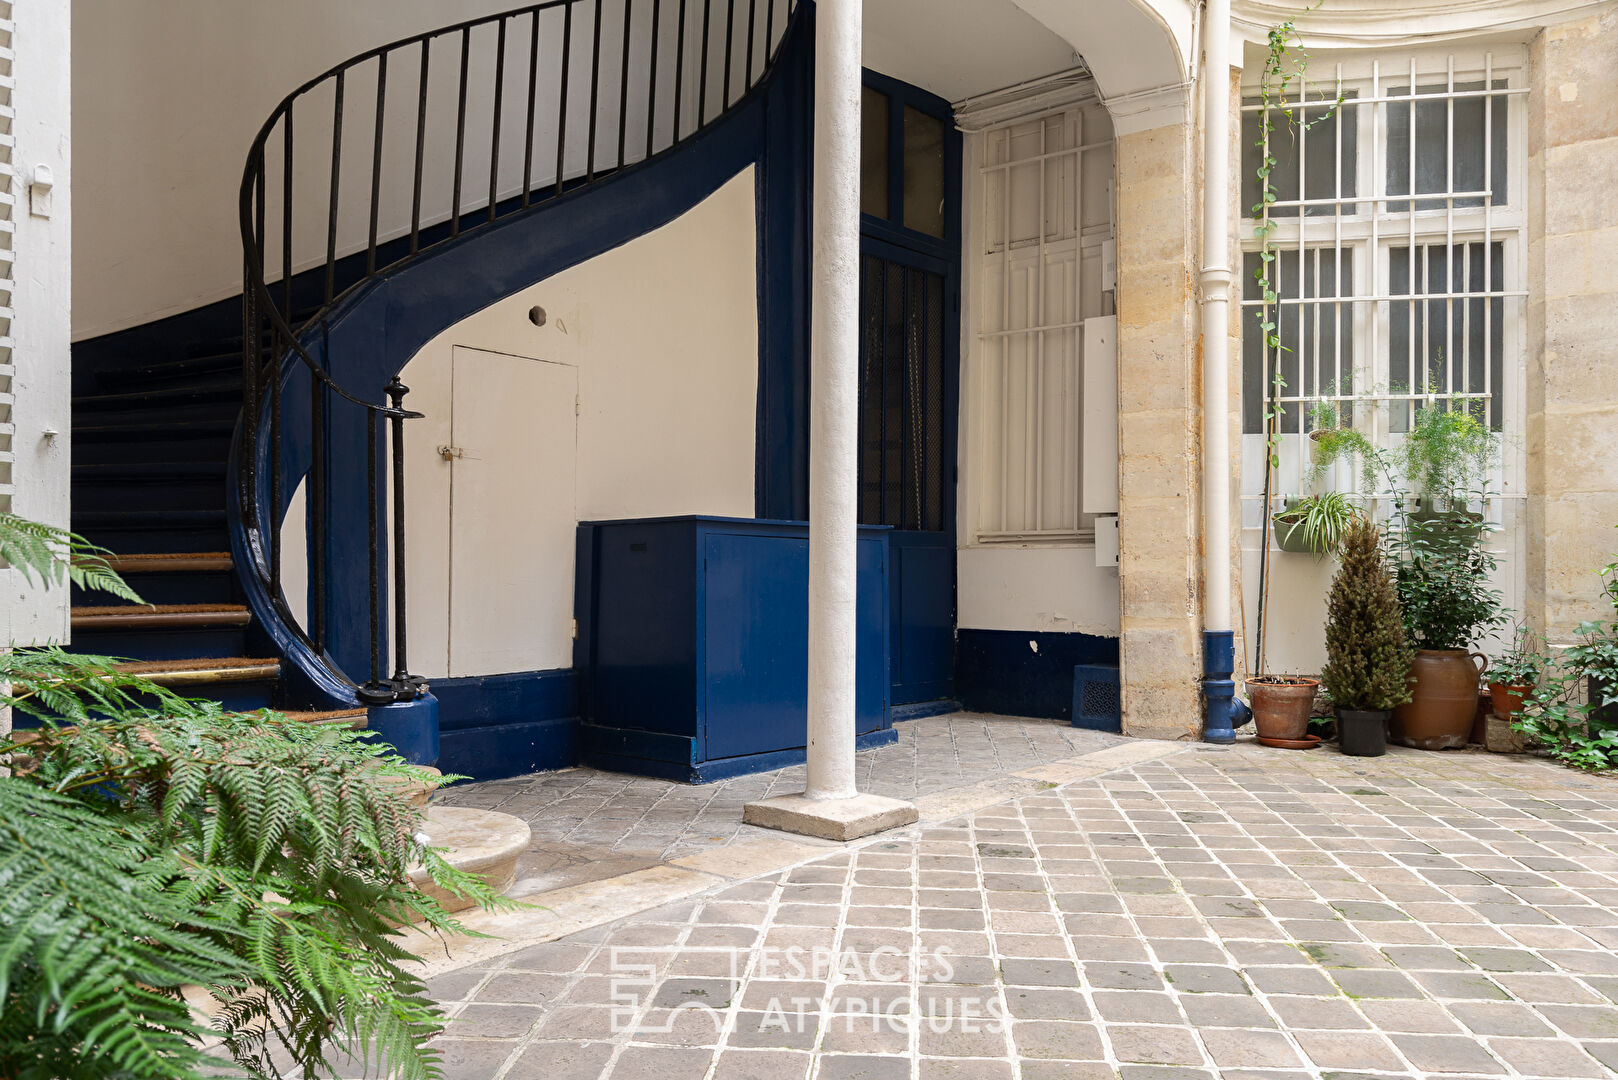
[1115,116,1205,741]
[744,0,916,841]
[1525,8,1618,637]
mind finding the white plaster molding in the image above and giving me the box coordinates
[1102,80,1193,136]
[953,66,1099,131]
[1231,0,1615,46]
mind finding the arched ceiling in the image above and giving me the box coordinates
[862,0,1192,133]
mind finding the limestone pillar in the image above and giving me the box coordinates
[1525,8,1618,638]
[744,0,916,841]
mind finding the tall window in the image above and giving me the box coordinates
[972,98,1115,542]
[857,78,956,533]
[1239,49,1525,498]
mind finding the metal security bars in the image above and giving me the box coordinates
[0,3,14,520]
[1238,50,1527,502]
[976,100,1115,542]
[237,0,799,703]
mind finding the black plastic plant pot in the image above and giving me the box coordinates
[1337,708,1389,757]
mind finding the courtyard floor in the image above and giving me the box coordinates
[415,716,1618,1080]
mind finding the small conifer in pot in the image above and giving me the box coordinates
[1321,518,1413,756]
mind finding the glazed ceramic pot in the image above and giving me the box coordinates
[1391,649,1486,750]
[1247,678,1318,743]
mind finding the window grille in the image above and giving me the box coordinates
[1239,51,1526,501]
[0,2,14,517]
[975,100,1114,542]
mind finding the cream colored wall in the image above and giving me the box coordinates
[398,169,760,678]
[1526,6,1618,639]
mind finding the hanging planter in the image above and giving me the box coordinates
[1272,492,1364,556]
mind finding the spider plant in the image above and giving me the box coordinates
[1273,490,1366,557]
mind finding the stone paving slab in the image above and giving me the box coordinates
[406,739,1618,1080]
[435,714,1131,898]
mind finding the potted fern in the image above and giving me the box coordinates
[0,513,508,1079]
[1273,399,1375,556]
[1320,518,1412,756]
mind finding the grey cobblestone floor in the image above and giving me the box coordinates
[423,740,1618,1080]
[435,714,1129,894]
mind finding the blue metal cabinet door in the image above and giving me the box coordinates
[702,533,811,760]
[856,535,891,734]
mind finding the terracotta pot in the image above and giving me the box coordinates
[1392,649,1486,750]
[1247,678,1318,743]
[1488,681,1533,720]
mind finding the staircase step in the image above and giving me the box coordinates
[73,509,226,532]
[283,707,370,730]
[102,552,233,575]
[94,350,251,393]
[75,414,237,443]
[74,376,242,414]
[114,655,277,685]
[408,807,532,914]
[72,603,252,631]
[72,463,228,516]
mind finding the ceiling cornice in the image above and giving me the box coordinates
[1231,0,1614,47]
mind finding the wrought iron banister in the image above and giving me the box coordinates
[236,0,800,705]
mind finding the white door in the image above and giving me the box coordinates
[447,346,578,676]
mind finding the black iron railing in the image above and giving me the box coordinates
[237,0,799,703]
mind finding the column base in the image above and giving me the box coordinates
[743,792,918,842]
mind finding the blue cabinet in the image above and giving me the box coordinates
[574,516,894,782]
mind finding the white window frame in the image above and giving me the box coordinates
[1237,42,1530,624]
[961,82,1116,547]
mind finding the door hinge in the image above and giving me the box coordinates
[437,445,465,461]
[570,617,579,639]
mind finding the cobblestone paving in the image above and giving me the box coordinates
[423,742,1618,1080]
[435,714,1128,894]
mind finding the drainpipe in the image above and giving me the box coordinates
[1200,0,1238,744]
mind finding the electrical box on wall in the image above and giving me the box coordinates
[1094,514,1118,567]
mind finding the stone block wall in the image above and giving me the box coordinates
[1114,120,1204,740]
[1526,7,1618,637]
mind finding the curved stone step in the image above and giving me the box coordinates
[409,806,531,914]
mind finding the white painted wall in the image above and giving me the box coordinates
[4,0,74,649]
[71,0,754,339]
[397,169,759,678]
[958,546,1120,635]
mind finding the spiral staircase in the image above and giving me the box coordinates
[67,0,805,749]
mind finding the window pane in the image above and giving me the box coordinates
[1241,95,1358,218]
[1241,248,1355,434]
[861,87,889,219]
[1386,82,1508,212]
[1388,242,1505,431]
[858,257,947,530]
[903,105,946,237]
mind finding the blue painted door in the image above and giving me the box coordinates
[856,73,961,709]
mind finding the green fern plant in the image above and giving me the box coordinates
[0,515,512,1079]
[0,511,143,603]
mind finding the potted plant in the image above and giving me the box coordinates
[1246,673,1320,746]
[1518,541,1618,768]
[1320,518,1412,756]
[1485,625,1546,722]
[1273,491,1365,555]
[1386,504,1506,749]
[1394,404,1500,538]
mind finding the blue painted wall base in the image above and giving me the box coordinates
[956,629,1119,722]
[891,699,959,723]
[366,692,440,766]
[432,670,579,781]
[583,726,897,784]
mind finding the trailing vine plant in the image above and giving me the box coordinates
[1252,9,1347,470]
[1250,8,1346,672]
